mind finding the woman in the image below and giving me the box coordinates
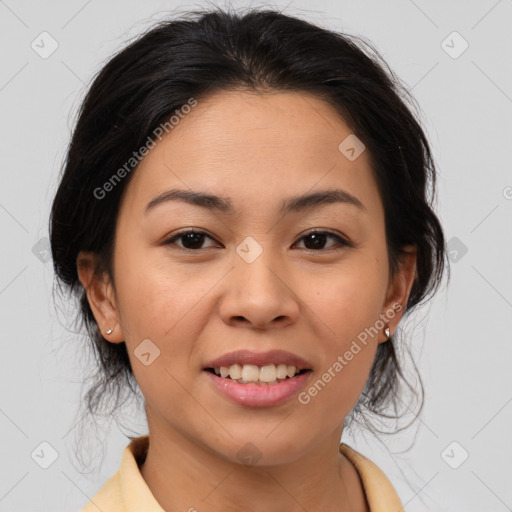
[50,7,446,511]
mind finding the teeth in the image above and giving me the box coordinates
[229,363,242,380]
[214,363,302,383]
[276,364,288,379]
[241,364,260,382]
[259,364,276,383]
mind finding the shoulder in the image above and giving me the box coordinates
[339,443,404,511]
[80,436,163,512]
[81,472,122,512]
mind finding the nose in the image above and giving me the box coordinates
[218,246,300,330]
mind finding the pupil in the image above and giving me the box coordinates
[183,232,204,249]
[305,233,326,250]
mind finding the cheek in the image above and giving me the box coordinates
[297,277,381,421]
[114,241,213,338]
[114,261,242,404]
[307,259,388,344]
[296,258,386,400]
[113,261,215,416]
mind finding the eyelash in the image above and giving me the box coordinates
[163,228,352,252]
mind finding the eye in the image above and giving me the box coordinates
[163,228,351,252]
[163,229,220,251]
[293,230,351,251]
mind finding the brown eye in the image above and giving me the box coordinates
[163,229,350,252]
[164,230,219,250]
[294,231,350,251]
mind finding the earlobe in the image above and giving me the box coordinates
[380,245,417,343]
[76,251,124,343]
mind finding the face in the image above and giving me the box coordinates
[79,90,415,465]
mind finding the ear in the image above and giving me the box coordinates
[379,245,417,343]
[76,251,124,343]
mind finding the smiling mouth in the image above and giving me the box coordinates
[205,363,311,386]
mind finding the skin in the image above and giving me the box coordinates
[77,90,416,512]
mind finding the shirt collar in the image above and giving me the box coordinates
[120,436,164,512]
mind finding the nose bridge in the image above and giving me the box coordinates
[219,235,299,328]
[234,234,284,294]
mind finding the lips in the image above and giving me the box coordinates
[202,349,313,406]
[203,349,312,371]
[204,369,312,407]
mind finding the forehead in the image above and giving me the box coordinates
[161,89,354,161]
[120,90,379,215]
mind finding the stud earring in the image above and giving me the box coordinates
[106,328,113,335]
[384,326,390,338]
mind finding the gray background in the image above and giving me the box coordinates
[1,0,511,510]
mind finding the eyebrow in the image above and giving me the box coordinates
[144,187,366,215]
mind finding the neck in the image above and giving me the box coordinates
[139,420,368,512]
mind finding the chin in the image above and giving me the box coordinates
[205,430,311,468]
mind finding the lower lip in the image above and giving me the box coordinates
[204,370,312,407]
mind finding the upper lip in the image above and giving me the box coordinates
[204,350,312,370]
